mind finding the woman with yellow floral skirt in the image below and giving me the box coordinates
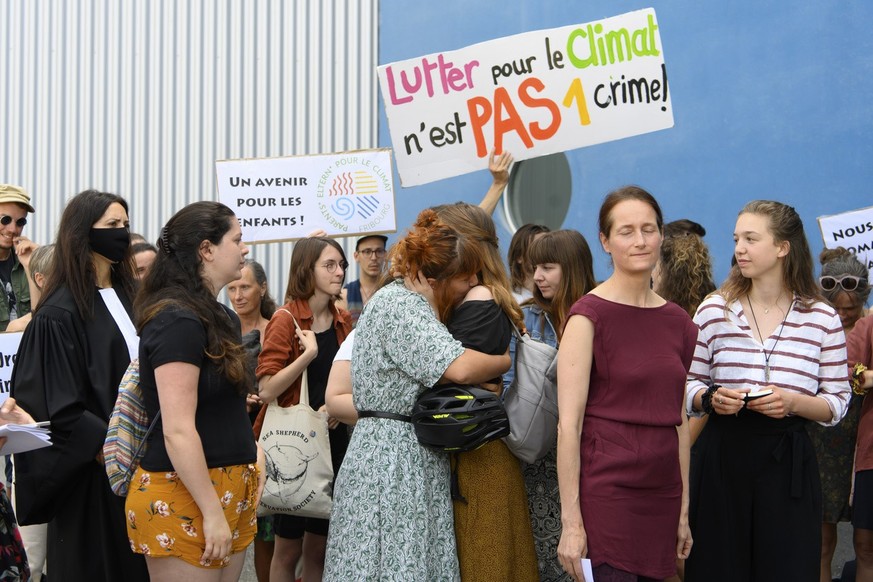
[434,203,538,581]
[126,201,265,580]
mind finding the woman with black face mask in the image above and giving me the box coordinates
[10,189,148,582]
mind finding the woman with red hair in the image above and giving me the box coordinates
[324,209,511,581]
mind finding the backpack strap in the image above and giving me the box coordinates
[122,411,162,483]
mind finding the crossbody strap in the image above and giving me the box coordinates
[358,410,411,422]
[122,411,161,482]
[277,308,310,406]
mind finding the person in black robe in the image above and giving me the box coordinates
[10,190,148,582]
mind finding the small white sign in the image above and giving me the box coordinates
[818,205,873,269]
[0,332,23,406]
[216,149,397,244]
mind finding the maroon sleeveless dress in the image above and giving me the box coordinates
[569,294,698,579]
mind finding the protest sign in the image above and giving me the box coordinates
[818,206,873,269]
[0,332,22,406]
[216,149,396,244]
[378,7,672,186]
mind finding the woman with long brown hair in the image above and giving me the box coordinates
[432,202,538,581]
[127,201,263,581]
[508,223,550,303]
[12,189,148,582]
[255,237,352,582]
[684,201,851,581]
[323,209,511,581]
[505,229,596,582]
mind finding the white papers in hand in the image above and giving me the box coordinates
[580,558,595,581]
[0,423,52,455]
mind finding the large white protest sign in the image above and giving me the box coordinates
[378,8,672,186]
[216,149,396,244]
[0,332,22,406]
[818,206,873,269]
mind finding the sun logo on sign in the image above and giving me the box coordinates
[329,171,380,220]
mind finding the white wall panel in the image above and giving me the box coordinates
[0,0,380,301]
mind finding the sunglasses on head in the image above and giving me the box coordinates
[0,215,26,228]
[819,275,868,292]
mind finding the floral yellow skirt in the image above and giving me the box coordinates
[125,463,259,568]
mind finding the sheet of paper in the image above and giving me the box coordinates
[0,423,52,455]
[581,558,595,581]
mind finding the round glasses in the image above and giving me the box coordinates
[819,275,868,292]
[320,260,348,273]
[0,215,27,228]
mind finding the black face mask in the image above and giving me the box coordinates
[89,227,130,263]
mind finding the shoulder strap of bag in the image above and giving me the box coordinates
[277,308,311,407]
[510,320,524,341]
[116,360,161,487]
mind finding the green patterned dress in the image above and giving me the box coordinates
[324,281,464,581]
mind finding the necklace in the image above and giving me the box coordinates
[748,290,784,315]
[746,296,794,383]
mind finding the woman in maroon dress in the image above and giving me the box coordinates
[557,186,698,582]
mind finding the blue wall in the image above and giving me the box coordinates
[378,1,873,283]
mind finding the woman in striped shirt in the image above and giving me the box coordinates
[684,200,850,582]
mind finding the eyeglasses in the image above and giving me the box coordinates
[358,248,386,258]
[0,215,26,228]
[320,260,348,273]
[820,275,868,292]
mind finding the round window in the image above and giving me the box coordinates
[502,152,572,231]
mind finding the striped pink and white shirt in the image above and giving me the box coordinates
[685,294,850,426]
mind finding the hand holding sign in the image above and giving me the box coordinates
[216,149,396,244]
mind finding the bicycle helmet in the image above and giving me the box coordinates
[411,385,510,453]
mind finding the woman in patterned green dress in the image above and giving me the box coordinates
[323,210,511,581]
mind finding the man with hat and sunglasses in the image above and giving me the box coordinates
[0,185,34,331]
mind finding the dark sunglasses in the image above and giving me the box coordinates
[820,275,868,292]
[0,215,26,228]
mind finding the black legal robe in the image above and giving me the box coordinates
[11,283,148,582]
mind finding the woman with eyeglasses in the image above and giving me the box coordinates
[684,201,851,582]
[803,248,870,581]
[254,237,352,582]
